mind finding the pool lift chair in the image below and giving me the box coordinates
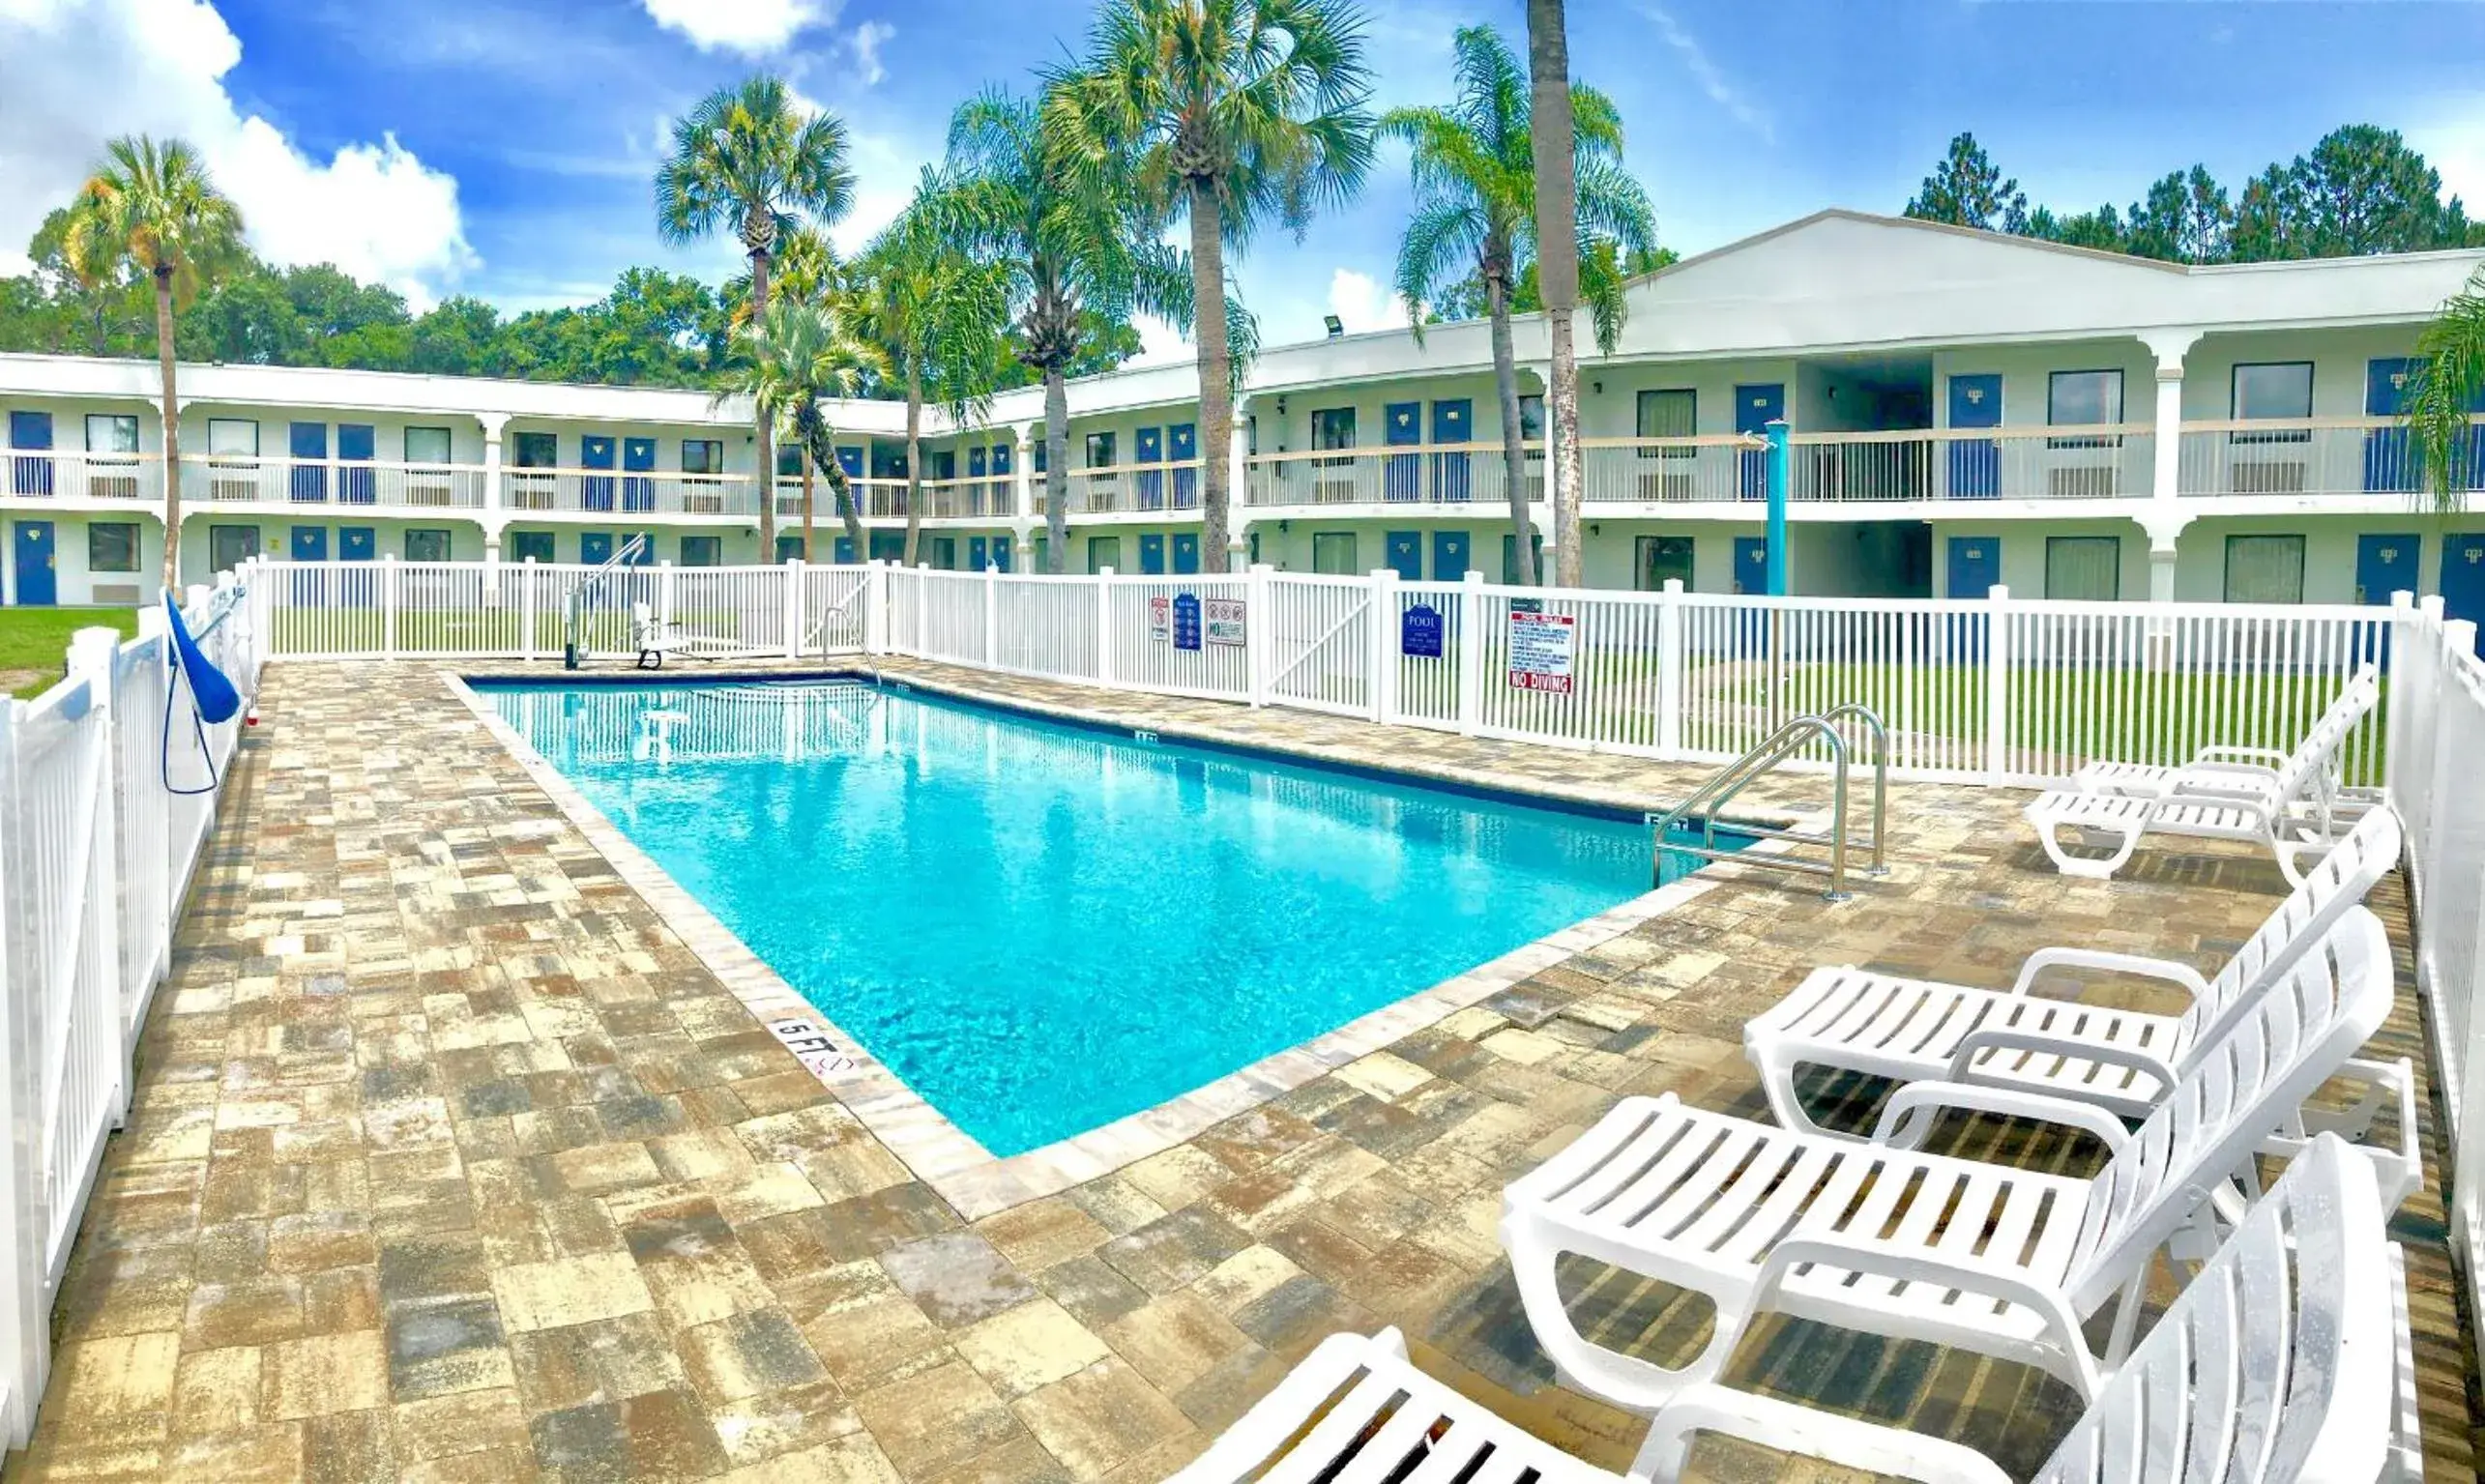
[562,533,652,670]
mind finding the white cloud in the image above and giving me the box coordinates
[2410,106,2485,212]
[0,0,475,307]
[849,20,894,88]
[825,126,926,256]
[1325,268,1408,335]
[1127,312,1193,368]
[1637,3,1772,144]
[639,0,831,55]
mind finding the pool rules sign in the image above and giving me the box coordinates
[1506,598,1575,694]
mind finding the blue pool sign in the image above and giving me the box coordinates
[1172,592,1203,650]
[1401,603,1445,658]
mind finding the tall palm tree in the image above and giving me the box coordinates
[1384,26,1654,587]
[2408,266,2485,509]
[62,135,244,594]
[724,224,839,333]
[1045,0,1375,572]
[850,193,1009,566]
[940,88,1191,571]
[1525,0,1586,586]
[722,299,884,561]
[656,76,854,553]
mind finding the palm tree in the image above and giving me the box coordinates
[724,224,840,333]
[1524,0,1585,586]
[1383,26,1654,587]
[656,76,854,554]
[722,299,884,561]
[939,88,1191,572]
[1045,0,1375,572]
[2408,266,2485,509]
[850,192,1009,566]
[62,135,244,594]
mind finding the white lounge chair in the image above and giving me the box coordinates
[1175,1137,2418,1484]
[1501,906,2401,1417]
[2072,663,2380,804]
[1745,809,2405,1140]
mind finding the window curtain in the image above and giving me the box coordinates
[2045,537,2120,600]
[2224,536,2306,603]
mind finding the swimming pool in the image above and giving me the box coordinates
[481,678,1729,1156]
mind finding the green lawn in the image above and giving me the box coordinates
[0,607,139,699]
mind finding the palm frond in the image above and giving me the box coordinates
[2408,266,2485,511]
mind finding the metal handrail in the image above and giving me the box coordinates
[1650,705,1889,900]
[561,533,652,668]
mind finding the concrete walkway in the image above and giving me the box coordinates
[9,658,2471,1481]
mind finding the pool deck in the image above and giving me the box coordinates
[8,656,2475,1482]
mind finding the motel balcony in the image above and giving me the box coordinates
[1242,444,1543,510]
[500,467,753,517]
[774,476,1017,523]
[3,449,161,502]
[2176,415,2485,501]
[1583,426,2158,506]
[179,454,494,509]
[1067,460,1204,516]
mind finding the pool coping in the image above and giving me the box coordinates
[448,665,1830,1220]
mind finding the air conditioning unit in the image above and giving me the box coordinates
[2229,459,2308,495]
[1315,478,1359,503]
[91,584,141,604]
[2049,466,2121,499]
[410,480,453,507]
[91,472,140,501]
[1637,472,1697,502]
[686,494,722,514]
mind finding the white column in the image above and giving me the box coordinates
[479,412,510,517]
[2140,331,2200,609]
[1010,422,1035,521]
[1226,405,1252,571]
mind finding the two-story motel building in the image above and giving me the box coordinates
[3,210,2482,618]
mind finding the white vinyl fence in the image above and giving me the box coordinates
[0,575,262,1447]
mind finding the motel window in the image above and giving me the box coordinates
[2232,362,2314,442]
[1244,416,1259,457]
[1032,439,1047,473]
[929,536,956,569]
[207,419,259,457]
[1518,394,1545,445]
[2044,536,2120,601]
[682,439,723,476]
[1311,408,1357,467]
[508,531,556,563]
[512,431,558,468]
[2224,534,2306,604]
[1084,431,1117,472]
[1502,532,1543,585]
[404,529,452,562]
[1086,535,1121,572]
[404,425,453,465]
[776,443,804,477]
[88,522,139,573]
[1636,536,1694,592]
[85,415,139,453]
[2046,370,2122,448]
[929,450,956,481]
[207,525,259,572]
[1311,532,1359,574]
[1636,389,1696,459]
[680,535,722,567]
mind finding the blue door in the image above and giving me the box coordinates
[1170,532,1198,573]
[1385,530,1422,580]
[2365,360,2417,493]
[289,422,328,502]
[2356,533,2418,606]
[1733,535,1769,594]
[1432,530,1472,579]
[337,423,375,504]
[581,435,616,511]
[1946,375,2002,498]
[1168,424,1196,508]
[1139,533,1167,574]
[968,446,988,480]
[1135,426,1164,509]
[1945,536,2001,598]
[968,537,988,570]
[1736,384,1785,499]
[290,526,327,561]
[1430,400,1472,501]
[626,532,656,567]
[2444,536,2485,626]
[1384,402,1421,501]
[623,436,657,511]
[992,538,1013,573]
[339,525,375,607]
[7,411,52,497]
[13,522,54,605]
[580,532,613,567]
[833,536,857,564]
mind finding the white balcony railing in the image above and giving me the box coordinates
[182,455,492,509]
[2178,417,2485,500]
[1070,460,1206,514]
[502,467,749,516]
[1785,425,2154,502]
[1,451,162,502]
[1243,444,1538,509]
[777,477,1018,522]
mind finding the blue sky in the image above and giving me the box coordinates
[5,0,2483,353]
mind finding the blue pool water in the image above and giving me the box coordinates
[482,679,1716,1156]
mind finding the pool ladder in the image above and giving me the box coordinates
[1649,704,1888,901]
[561,533,653,669]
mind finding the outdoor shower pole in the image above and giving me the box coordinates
[1765,419,1790,597]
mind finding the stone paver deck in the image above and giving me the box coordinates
[8,657,2473,1482]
